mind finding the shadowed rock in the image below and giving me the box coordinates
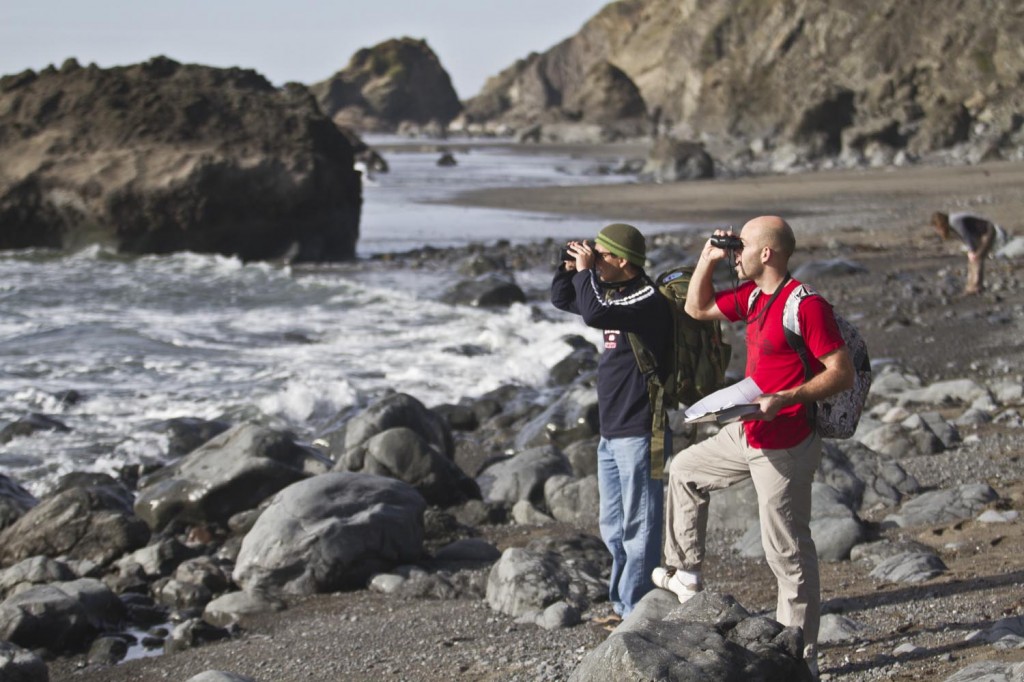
[0,57,361,261]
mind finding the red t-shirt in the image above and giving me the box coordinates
[715,278,845,449]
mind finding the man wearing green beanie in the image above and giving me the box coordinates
[550,223,672,623]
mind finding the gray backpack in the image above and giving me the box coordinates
[781,284,872,439]
[750,282,872,439]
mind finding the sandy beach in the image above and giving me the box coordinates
[48,156,1024,682]
[455,157,1024,236]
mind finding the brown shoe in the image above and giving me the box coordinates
[590,613,622,627]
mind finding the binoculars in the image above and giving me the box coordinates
[710,235,743,250]
[558,239,595,262]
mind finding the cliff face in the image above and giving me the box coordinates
[0,57,362,261]
[463,0,1024,162]
[310,38,462,134]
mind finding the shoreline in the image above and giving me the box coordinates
[442,158,1024,245]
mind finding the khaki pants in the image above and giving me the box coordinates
[664,421,822,652]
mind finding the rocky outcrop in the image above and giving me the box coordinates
[461,0,1024,165]
[0,56,362,260]
[310,38,462,134]
[133,422,331,532]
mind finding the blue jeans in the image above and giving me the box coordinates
[597,433,666,617]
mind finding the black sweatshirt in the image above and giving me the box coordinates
[551,266,671,438]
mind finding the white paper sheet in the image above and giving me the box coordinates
[683,377,764,424]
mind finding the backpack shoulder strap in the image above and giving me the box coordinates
[781,283,816,381]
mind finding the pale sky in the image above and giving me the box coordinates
[0,0,610,100]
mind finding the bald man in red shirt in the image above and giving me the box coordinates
[653,216,854,680]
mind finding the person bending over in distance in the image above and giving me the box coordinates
[931,211,1007,295]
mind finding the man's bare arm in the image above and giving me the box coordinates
[684,238,730,321]
[753,346,855,421]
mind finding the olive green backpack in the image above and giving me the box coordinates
[628,266,732,476]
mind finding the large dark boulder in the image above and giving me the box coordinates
[0,578,125,655]
[133,422,331,532]
[0,56,361,261]
[232,472,426,597]
[311,38,462,133]
[332,426,480,507]
[0,474,36,532]
[0,486,149,570]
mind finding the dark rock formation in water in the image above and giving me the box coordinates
[310,37,462,134]
[0,56,362,261]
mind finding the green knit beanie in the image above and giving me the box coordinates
[596,223,646,267]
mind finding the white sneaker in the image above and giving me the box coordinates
[651,566,702,603]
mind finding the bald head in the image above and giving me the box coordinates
[742,216,796,259]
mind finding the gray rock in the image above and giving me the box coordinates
[0,640,49,682]
[87,635,129,665]
[964,615,1024,649]
[164,617,231,654]
[233,472,425,597]
[640,138,714,182]
[869,366,924,398]
[869,551,948,583]
[918,411,962,449]
[563,436,600,477]
[476,445,572,506]
[859,421,944,458]
[333,425,479,506]
[995,236,1024,259]
[323,392,453,460]
[485,541,606,618]
[155,579,213,610]
[822,440,920,511]
[432,538,501,564]
[0,475,36,532]
[0,412,70,444]
[0,557,75,601]
[570,590,809,682]
[943,661,1024,682]
[897,378,991,407]
[544,474,599,525]
[114,537,198,578]
[202,590,285,628]
[883,483,999,528]
[818,613,869,644]
[186,672,258,682]
[537,601,581,630]
[850,538,938,567]
[440,273,526,307]
[0,485,149,569]
[134,422,328,532]
[513,384,599,451]
[156,417,233,458]
[511,500,556,525]
[791,258,868,280]
[0,578,125,654]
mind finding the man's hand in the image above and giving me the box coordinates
[565,240,595,271]
[701,228,738,264]
[747,392,792,422]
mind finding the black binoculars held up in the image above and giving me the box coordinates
[710,235,743,250]
[558,239,595,262]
